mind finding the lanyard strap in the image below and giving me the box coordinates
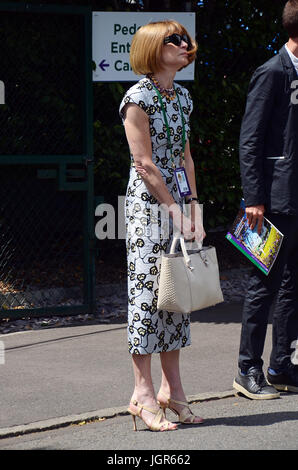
[152,84,186,169]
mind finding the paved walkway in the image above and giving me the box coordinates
[0,301,276,438]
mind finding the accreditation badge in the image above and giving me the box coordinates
[174,167,191,198]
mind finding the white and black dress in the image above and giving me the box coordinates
[119,77,193,355]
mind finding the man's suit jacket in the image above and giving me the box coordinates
[239,45,298,214]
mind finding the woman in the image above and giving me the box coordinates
[119,20,205,432]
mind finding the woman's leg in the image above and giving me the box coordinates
[157,349,203,423]
[129,353,177,430]
[159,350,183,398]
[131,353,155,404]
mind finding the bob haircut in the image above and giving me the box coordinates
[130,20,197,75]
[283,0,298,38]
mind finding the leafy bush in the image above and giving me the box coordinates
[93,0,287,228]
[5,0,287,228]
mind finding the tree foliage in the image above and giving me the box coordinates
[92,0,288,228]
[5,0,288,228]
[188,0,287,227]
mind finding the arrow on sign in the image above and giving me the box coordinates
[99,59,110,71]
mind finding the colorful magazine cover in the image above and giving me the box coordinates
[226,199,284,275]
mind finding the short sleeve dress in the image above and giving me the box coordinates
[119,77,193,355]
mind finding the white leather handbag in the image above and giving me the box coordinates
[157,237,224,314]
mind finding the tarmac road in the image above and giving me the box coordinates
[0,301,298,452]
[1,394,297,451]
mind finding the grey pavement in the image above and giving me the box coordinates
[0,300,298,451]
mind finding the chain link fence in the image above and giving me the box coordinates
[0,4,94,319]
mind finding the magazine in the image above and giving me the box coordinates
[225,199,284,275]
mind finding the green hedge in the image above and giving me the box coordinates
[93,0,287,229]
[4,0,288,229]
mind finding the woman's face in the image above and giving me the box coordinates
[160,32,190,71]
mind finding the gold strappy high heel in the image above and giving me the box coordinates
[158,392,204,425]
[127,400,177,432]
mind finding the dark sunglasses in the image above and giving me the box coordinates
[164,33,191,50]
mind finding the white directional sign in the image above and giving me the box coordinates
[92,12,196,82]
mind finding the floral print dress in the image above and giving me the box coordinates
[119,77,193,355]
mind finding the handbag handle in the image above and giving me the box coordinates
[169,237,203,270]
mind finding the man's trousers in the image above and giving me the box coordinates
[238,213,298,372]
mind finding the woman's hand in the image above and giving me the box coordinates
[182,142,205,243]
[170,203,205,243]
[189,201,206,243]
[184,201,205,244]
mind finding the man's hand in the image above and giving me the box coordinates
[245,205,265,234]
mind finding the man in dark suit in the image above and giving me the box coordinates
[233,0,298,399]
